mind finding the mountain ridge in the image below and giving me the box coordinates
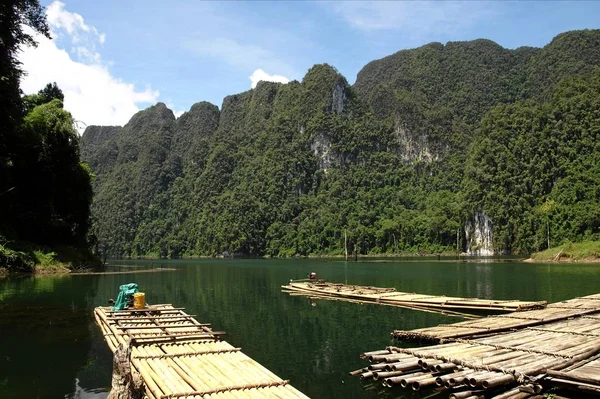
[82,30,600,258]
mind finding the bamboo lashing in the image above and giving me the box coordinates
[133,348,242,359]
[353,293,600,398]
[95,305,309,399]
[282,281,547,313]
[159,380,290,398]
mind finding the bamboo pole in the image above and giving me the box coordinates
[435,370,471,387]
[450,391,475,399]
[144,345,201,394]
[466,371,501,388]
[481,373,515,389]
[349,368,367,376]
[130,357,164,399]
[138,346,187,395]
[167,351,215,393]
[390,359,421,372]
[373,370,412,380]
[399,371,435,388]
[189,342,279,384]
[361,349,389,358]
[412,375,440,391]
[435,363,460,373]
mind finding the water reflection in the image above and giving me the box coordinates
[0,274,104,398]
[474,264,492,299]
[66,378,107,399]
[1,259,600,398]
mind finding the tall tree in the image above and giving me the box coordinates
[17,98,93,246]
[0,0,50,237]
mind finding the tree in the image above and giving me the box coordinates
[538,199,556,249]
[38,82,64,103]
[15,98,93,246]
[0,0,50,237]
[23,82,64,113]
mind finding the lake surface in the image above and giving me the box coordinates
[1,258,599,399]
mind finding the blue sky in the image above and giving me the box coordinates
[19,1,600,128]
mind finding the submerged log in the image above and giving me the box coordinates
[107,342,144,399]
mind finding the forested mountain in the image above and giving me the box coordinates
[82,30,600,258]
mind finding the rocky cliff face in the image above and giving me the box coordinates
[331,78,349,115]
[305,66,354,170]
[310,132,346,171]
[390,125,437,163]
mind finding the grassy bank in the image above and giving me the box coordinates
[0,241,100,275]
[529,241,600,263]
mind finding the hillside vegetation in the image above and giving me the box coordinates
[82,30,600,258]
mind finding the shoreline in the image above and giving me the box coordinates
[0,265,177,277]
[523,257,600,264]
[6,255,600,277]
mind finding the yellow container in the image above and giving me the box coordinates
[133,292,146,309]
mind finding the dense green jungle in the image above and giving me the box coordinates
[81,29,600,259]
[0,1,95,273]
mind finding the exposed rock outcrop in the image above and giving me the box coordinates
[390,125,437,163]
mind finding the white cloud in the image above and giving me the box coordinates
[249,69,290,89]
[18,1,158,130]
[328,1,494,33]
[46,1,104,42]
[73,45,101,64]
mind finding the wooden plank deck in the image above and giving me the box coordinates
[353,293,600,398]
[282,281,547,313]
[95,305,309,399]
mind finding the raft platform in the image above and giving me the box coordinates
[353,293,600,398]
[282,281,547,313]
[392,293,600,342]
[94,305,309,399]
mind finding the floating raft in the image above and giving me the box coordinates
[94,305,309,399]
[282,281,546,313]
[393,293,600,342]
[353,293,600,398]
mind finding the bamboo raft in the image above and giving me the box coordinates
[393,293,600,342]
[353,294,600,397]
[282,281,547,313]
[94,305,309,399]
[286,290,482,320]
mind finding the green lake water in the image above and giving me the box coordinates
[1,258,599,399]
